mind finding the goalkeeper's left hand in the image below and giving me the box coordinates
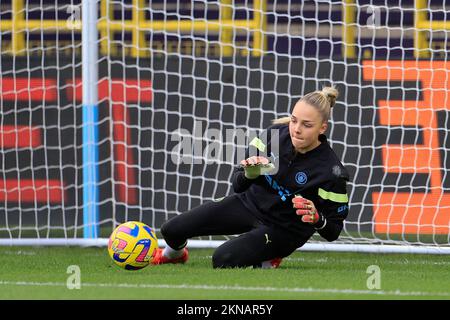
[292,195,320,224]
[239,156,276,179]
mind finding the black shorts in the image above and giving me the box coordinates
[161,194,306,268]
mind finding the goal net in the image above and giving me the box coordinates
[0,0,449,253]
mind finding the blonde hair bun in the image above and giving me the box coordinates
[321,86,339,109]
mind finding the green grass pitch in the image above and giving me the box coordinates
[0,247,449,300]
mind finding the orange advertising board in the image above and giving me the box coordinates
[363,61,450,234]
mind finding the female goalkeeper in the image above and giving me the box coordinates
[152,86,350,268]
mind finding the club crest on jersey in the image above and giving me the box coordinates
[295,172,308,185]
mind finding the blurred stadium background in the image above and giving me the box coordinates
[0,0,449,253]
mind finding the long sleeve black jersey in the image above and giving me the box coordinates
[232,123,350,245]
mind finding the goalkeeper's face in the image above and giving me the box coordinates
[289,101,327,154]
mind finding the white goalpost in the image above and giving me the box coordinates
[0,0,449,254]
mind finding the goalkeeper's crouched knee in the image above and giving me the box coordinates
[212,251,235,268]
[212,248,247,268]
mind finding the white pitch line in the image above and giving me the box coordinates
[0,280,449,297]
[190,255,450,266]
[284,257,450,266]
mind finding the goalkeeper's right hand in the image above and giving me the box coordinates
[240,156,276,179]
